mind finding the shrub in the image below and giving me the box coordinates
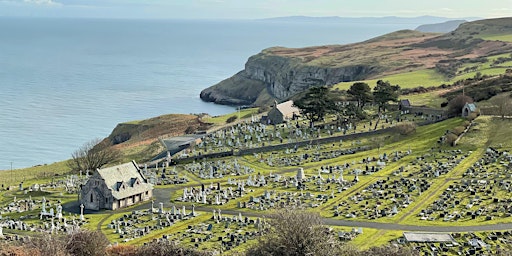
[246,210,342,256]
[65,230,110,256]
[226,115,237,123]
[26,234,69,256]
[451,126,466,136]
[394,122,417,135]
[445,133,459,146]
[0,245,40,256]
[447,94,474,117]
[258,105,270,113]
[106,244,137,256]
[134,240,211,256]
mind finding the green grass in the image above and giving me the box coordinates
[333,69,448,90]
[480,34,512,42]
[205,108,259,124]
[0,160,71,187]
[402,93,445,108]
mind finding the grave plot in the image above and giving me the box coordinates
[183,159,255,179]
[141,165,189,185]
[174,181,247,206]
[463,148,512,179]
[394,149,468,179]
[159,211,267,252]
[259,143,371,167]
[400,231,512,255]
[417,148,512,223]
[237,169,358,211]
[106,204,199,243]
[333,176,429,220]
[417,178,512,222]
[0,197,87,238]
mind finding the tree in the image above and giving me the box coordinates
[68,138,122,173]
[447,94,474,117]
[373,80,400,112]
[246,210,344,256]
[293,86,339,125]
[491,93,512,119]
[348,82,372,109]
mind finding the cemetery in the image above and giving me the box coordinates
[1,113,512,255]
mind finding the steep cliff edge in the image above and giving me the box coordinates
[201,17,512,107]
[200,49,381,106]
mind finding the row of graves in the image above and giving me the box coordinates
[190,119,367,157]
[175,166,360,212]
[156,211,268,252]
[141,164,189,185]
[400,231,512,255]
[107,203,199,243]
[175,181,245,206]
[183,158,254,179]
[333,149,466,220]
[0,197,87,240]
[240,168,358,211]
[418,148,512,223]
[258,140,371,167]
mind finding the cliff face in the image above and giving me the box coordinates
[201,17,512,107]
[200,52,379,106]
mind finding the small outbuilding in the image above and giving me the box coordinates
[399,99,411,110]
[266,100,300,124]
[462,102,477,117]
[80,160,153,211]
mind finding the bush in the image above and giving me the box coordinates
[246,210,342,256]
[394,122,417,135]
[226,115,237,123]
[258,105,270,113]
[106,244,137,256]
[447,94,474,117]
[445,133,459,146]
[451,126,466,136]
[134,240,211,256]
[65,230,110,256]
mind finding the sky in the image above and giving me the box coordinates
[0,0,510,19]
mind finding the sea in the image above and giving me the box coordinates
[0,17,421,170]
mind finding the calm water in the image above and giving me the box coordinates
[0,18,418,170]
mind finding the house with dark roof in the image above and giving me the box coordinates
[399,99,411,110]
[266,100,300,124]
[80,160,153,210]
[462,102,478,117]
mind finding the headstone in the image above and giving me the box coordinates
[159,202,164,214]
[297,168,305,180]
[80,204,85,221]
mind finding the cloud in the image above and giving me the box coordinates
[1,0,61,5]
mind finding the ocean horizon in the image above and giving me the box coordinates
[0,17,421,170]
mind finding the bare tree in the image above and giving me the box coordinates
[68,138,122,173]
[492,93,512,119]
[246,210,348,256]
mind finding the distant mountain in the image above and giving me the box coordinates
[258,16,480,25]
[416,20,467,33]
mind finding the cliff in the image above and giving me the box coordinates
[200,17,512,107]
[200,52,380,106]
[107,114,210,145]
[415,20,467,33]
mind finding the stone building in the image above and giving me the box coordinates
[462,102,477,117]
[80,160,153,211]
[266,100,300,124]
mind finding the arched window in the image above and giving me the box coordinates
[90,193,93,202]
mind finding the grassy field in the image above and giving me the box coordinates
[333,52,511,92]
[204,108,259,125]
[480,34,512,42]
[333,69,448,90]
